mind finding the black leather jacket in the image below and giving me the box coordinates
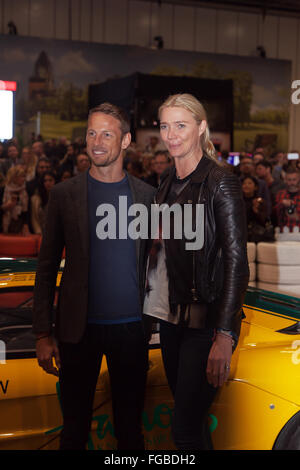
[155,155,249,338]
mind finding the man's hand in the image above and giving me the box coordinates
[282,199,292,208]
[36,335,61,377]
[206,333,233,388]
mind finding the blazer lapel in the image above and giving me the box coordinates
[72,172,89,258]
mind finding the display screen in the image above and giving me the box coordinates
[0,90,13,140]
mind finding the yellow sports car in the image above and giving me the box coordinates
[0,258,300,450]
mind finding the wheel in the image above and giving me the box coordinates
[273,411,300,450]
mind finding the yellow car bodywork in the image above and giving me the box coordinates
[0,259,300,450]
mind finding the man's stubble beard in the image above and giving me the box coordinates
[90,150,121,168]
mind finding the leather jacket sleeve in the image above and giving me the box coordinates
[213,171,249,331]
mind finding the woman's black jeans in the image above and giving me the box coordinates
[159,320,219,450]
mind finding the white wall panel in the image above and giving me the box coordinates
[195,7,217,54]
[91,0,105,43]
[6,0,30,36]
[237,12,259,56]
[289,19,300,151]
[260,15,279,59]
[2,0,12,35]
[55,0,69,40]
[173,5,195,51]
[158,2,174,50]
[216,9,238,55]
[104,0,128,45]
[30,0,54,38]
[149,0,160,42]
[80,0,92,42]
[0,0,4,34]
[128,0,151,47]
[70,0,80,41]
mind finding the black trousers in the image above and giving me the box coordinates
[58,321,148,450]
[159,320,218,450]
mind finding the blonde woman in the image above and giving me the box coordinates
[21,146,38,181]
[143,94,249,450]
[1,165,30,235]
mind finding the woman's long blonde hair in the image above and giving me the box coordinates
[5,165,26,186]
[158,93,219,164]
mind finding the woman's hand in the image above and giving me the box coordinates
[2,197,17,211]
[206,333,233,388]
[252,197,263,214]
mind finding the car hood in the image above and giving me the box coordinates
[231,293,300,406]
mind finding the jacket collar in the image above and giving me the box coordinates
[70,170,145,263]
[156,154,215,204]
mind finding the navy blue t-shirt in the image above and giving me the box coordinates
[87,171,141,324]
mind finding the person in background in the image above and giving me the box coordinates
[144,150,171,187]
[31,171,57,235]
[144,135,161,154]
[252,152,264,166]
[26,157,52,198]
[275,167,300,232]
[73,152,90,175]
[271,151,288,181]
[239,155,272,216]
[58,168,73,182]
[31,141,47,161]
[1,165,30,235]
[255,160,286,226]
[241,176,267,230]
[59,144,78,174]
[22,146,38,182]
[0,143,23,176]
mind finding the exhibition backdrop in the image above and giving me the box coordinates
[0,33,291,152]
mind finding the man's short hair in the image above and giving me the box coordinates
[88,102,130,136]
[154,150,170,162]
[255,160,272,170]
[286,166,300,175]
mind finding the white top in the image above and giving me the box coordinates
[143,242,178,324]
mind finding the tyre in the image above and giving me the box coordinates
[273,411,300,450]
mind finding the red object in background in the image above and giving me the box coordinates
[0,80,17,91]
[0,234,40,257]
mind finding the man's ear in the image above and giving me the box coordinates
[122,132,131,150]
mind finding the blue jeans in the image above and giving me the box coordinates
[159,320,218,450]
[58,321,148,450]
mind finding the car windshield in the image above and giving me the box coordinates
[0,288,57,359]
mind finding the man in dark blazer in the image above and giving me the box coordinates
[33,103,155,450]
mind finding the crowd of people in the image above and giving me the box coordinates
[0,135,300,241]
[233,150,300,241]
